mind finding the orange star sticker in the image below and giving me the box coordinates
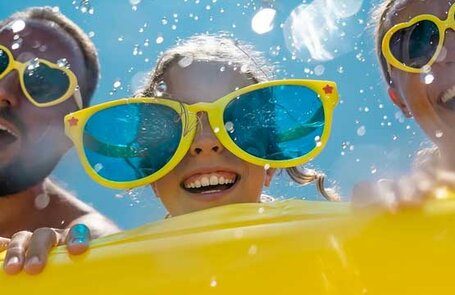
[68,117,79,127]
[323,84,333,94]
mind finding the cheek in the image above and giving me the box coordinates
[243,164,267,196]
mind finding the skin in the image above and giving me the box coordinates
[0,19,118,274]
[387,0,455,171]
[353,0,455,208]
[152,61,275,217]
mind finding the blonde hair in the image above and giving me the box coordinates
[0,6,99,106]
[136,33,340,201]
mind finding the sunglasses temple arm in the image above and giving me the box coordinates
[74,88,83,110]
[84,133,141,158]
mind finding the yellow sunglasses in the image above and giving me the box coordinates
[65,79,338,189]
[382,3,455,74]
[0,44,82,108]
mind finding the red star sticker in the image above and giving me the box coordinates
[323,84,334,95]
[68,116,79,127]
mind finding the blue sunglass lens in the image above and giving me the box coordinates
[224,85,324,161]
[83,103,182,182]
[390,20,439,68]
[0,49,9,75]
[23,61,71,103]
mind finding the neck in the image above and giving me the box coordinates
[0,180,46,237]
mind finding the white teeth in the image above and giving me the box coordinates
[441,85,455,103]
[0,123,18,137]
[210,175,218,185]
[201,177,210,187]
[184,174,236,189]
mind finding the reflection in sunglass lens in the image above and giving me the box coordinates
[224,85,324,161]
[390,20,439,68]
[0,49,9,75]
[83,103,182,182]
[23,60,71,103]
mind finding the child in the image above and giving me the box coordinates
[2,34,340,272]
[353,0,455,208]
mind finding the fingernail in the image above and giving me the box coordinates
[6,256,19,267]
[27,256,40,266]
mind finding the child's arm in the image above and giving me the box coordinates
[2,224,91,275]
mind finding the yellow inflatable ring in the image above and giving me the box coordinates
[1,196,455,294]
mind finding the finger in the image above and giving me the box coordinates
[23,228,62,275]
[351,181,381,209]
[3,231,32,275]
[66,224,91,255]
[0,237,10,252]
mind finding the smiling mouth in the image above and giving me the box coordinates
[0,124,18,149]
[440,85,455,111]
[182,172,239,194]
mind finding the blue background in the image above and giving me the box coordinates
[0,0,428,229]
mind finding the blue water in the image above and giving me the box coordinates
[0,0,427,229]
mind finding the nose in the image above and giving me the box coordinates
[189,113,224,156]
[0,71,21,108]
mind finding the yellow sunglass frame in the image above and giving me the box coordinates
[0,44,82,109]
[65,79,338,190]
[382,3,455,74]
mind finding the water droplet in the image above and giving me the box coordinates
[156,36,164,44]
[210,277,217,288]
[57,58,69,68]
[370,166,377,174]
[251,8,276,34]
[156,81,167,95]
[11,20,26,33]
[178,55,193,68]
[11,41,22,50]
[264,164,270,170]
[224,121,234,133]
[435,130,444,138]
[213,127,220,133]
[314,65,325,76]
[161,17,168,25]
[129,0,141,5]
[34,193,50,210]
[357,125,366,136]
[258,207,265,214]
[118,36,124,42]
[424,73,434,84]
[248,244,258,255]
[219,66,226,72]
[88,31,95,38]
[94,163,103,172]
[113,80,122,88]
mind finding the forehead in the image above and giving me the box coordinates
[390,0,453,23]
[162,60,255,104]
[0,19,84,75]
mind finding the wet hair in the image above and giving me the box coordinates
[136,33,340,201]
[372,0,398,86]
[0,6,99,106]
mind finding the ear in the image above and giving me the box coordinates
[388,87,412,118]
[264,168,276,187]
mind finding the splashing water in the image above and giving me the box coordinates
[283,0,364,61]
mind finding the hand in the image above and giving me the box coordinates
[352,172,435,212]
[2,224,91,275]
